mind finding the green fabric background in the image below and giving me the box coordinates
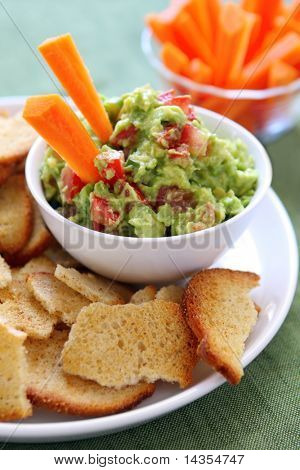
[0,0,299,451]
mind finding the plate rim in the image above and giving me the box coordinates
[0,97,298,443]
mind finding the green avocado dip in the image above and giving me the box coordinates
[41,85,258,238]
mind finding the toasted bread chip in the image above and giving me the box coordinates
[6,203,52,266]
[19,256,56,277]
[9,256,55,283]
[62,300,197,389]
[0,255,12,289]
[182,269,260,385]
[0,322,32,421]
[0,287,12,303]
[26,330,155,416]
[15,159,25,174]
[27,273,90,326]
[10,268,26,282]
[0,113,37,165]
[0,174,33,255]
[0,163,15,185]
[130,285,157,304]
[55,265,132,305]
[156,285,184,304]
[45,243,81,269]
[0,280,57,339]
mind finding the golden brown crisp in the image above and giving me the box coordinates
[26,330,156,416]
[0,322,32,421]
[0,112,37,165]
[0,174,33,255]
[182,268,260,385]
[62,300,198,389]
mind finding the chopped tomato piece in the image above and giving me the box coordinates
[168,143,190,159]
[96,149,125,187]
[92,221,105,232]
[91,196,120,227]
[180,123,208,157]
[158,91,195,119]
[60,166,85,204]
[110,124,137,147]
[156,124,182,148]
[168,95,191,114]
[157,89,176,104]
[187,106,196,120]
[156,186,195,211]
[130,183,148,203]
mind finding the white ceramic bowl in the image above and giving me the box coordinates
[26,107,272,283]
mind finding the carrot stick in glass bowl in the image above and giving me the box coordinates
[23,94,100,184]
[241,31,300,88]
[160,42,189,74]
[214,2,247,87]
[38,33,113,144]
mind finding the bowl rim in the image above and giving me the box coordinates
[141,27,300,100]
[26,105,272,244]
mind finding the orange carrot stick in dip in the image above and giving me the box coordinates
[161,42,189,74]
[23,95,100,183]
[268,60,299,87]
[38,33,113,143]
[241,32,300,88]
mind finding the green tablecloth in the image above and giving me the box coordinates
[0,0,299,451]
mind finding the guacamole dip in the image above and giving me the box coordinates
[41,85,258,237]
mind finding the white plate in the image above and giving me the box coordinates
[0,98,298,443]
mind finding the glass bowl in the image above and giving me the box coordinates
[141,28,300,143]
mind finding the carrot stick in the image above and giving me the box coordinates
[173,11,215,67]
[288,18,300,35]
[242,32,300,88]
[146,13,178,44]
[207,0,221,49]
[258,6,300,57]
[268,60,299,87]
[185,0,213,50]
[183,58,212,84]
[244,13,262,63]
[227,12,258,87]
[214,3,247,87]
[256,22,285,60]
[242,0,282,35]
[287,1,300,22]
[274,14,300,36]
[161,42,189,74]
[38,34,113,143]
[242,0,283,60]
[23,95,100,183]
[147,5,194,59]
